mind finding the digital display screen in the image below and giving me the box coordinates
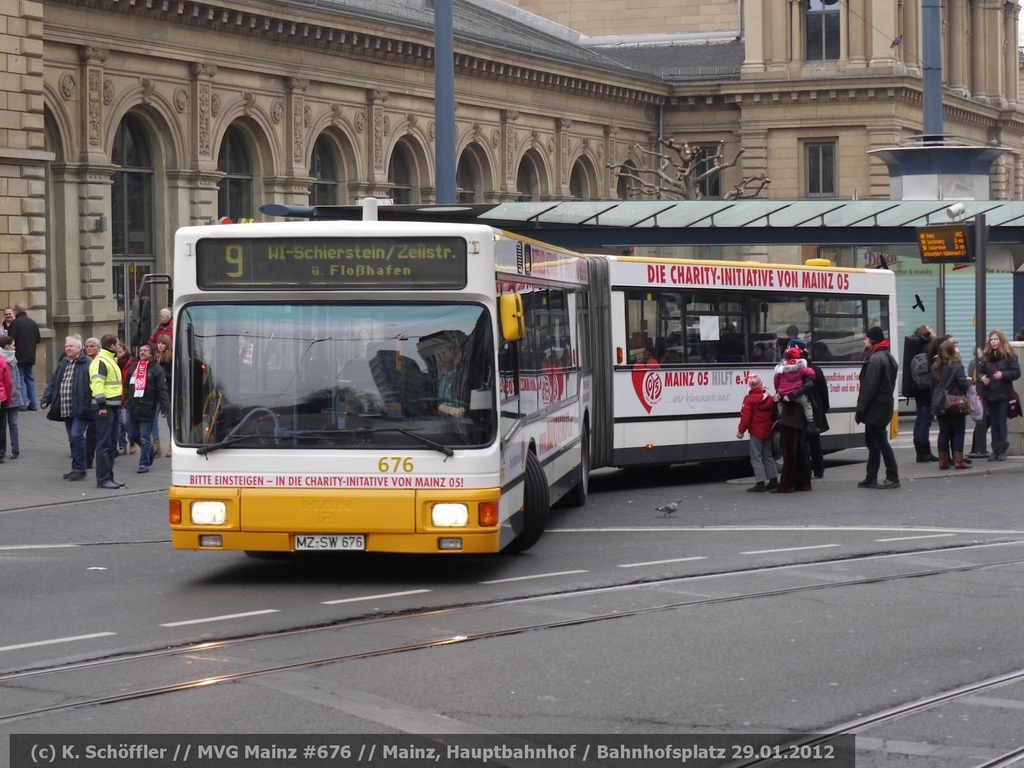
[916,224,975,264]
[195,237,468,290]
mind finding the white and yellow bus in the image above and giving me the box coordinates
[168,213,590,555]
[586,255,899,468]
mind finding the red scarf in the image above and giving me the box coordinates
[132,360,149,397]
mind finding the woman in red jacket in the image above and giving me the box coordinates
[737,374,779,492]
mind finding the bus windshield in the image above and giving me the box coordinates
[175,302,496,451]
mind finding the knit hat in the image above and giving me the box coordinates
[865,326,886,343]
[785,338,807,351]
[748,374,763,389]
[784,345,804,360]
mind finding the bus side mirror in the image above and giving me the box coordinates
[499,293,525,342]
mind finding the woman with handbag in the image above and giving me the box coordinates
[978,329,1021,461]
[930,338,971,470]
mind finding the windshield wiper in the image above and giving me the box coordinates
[359,428,455,458]
[196,433,277,456]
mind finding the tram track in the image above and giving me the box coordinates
[4,548,1024,729]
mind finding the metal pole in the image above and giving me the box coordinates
[434,0,457,204]
[969,213,989,457]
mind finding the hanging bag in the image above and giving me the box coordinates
[1009,389,1023,419]
[943,386,970,416]
[966,381,984,422]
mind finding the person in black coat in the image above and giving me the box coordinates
[7,303,41,410]
[855,326,900,489]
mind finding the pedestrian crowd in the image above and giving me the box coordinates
[0,305,173,490]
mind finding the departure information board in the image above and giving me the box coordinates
[195,237,468,290]
[915,223,975,264]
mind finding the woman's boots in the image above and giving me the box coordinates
[938,451,950,470]
[953,452,973,469]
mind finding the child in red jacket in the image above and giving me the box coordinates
[737,374,779,492]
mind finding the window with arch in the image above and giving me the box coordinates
[388,145,414,204]
[309,136,339,206]
[456,151,483,203]
[569,162,591,201]
[516,156,541,201]
[217,125,253,221]
[111,114,154,257]
[806,0,841,61]
[616,161,638,200]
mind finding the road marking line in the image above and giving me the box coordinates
[321,589,431,605]
[160,609,280,627]
[0,632,115,653]
[741,544,841,555]
[550,526,1024,534]
[0,544,79,551]
[480,570,588,584]
[876,533,957,542]
[618,556,708,568]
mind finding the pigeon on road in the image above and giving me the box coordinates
[655,498,682,516]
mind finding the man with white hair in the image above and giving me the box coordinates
[40,336,94,481]
[148,307,173,345]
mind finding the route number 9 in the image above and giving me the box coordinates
[225,244,244,278]
[378,456,414,473]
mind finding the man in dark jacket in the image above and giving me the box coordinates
[7,303,41,410]
[40,336,95,480]
[124,343,168,473]
[855,326,900,489]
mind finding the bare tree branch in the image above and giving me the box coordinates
[608,138,771,201]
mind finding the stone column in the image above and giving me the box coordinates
[971,0,986,97]
[556,117,572,198]
[499,109,519,198]
[740,0,766,74]
[903,0,921,76]
[603,124,619,198]
[286,77,309,177]
[949,0,969,95]
[849,0,868,67]
[366,89,390,186]
[1002,1,1017,107]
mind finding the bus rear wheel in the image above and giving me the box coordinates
[504,451,549,554]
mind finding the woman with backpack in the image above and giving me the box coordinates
[906,325,938,462]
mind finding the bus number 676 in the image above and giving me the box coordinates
[379,456,414,473]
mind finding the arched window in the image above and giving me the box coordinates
[516,157,540,202]
[806,0,840,61]
[309,136,339,206]
[388,145,413,204]
[111,114,154,257]
[456,151,482,203]
[616,161,637,200]
[569,162,590,201]
[217,125,253,221]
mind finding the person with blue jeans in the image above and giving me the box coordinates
[90,335,125,490]
[7,303,41,410]
[41,336,95,480]
[977,329,1021,461]
[124,343,168,473]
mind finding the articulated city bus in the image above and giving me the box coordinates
[586,255,898,469]
[168,213,590,555]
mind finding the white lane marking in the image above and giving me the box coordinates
[550,526,1024,534]
[618,556,708,568]
[480,570,588,585]
[321,589,431,606]
[0,544,79,550]
[742,544,841,555]
[160,609,280,627]
[876,533,957,542]
[0,632,115,653]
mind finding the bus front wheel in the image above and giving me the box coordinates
[504,451,549,554]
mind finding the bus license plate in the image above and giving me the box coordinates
[294,534,365,551]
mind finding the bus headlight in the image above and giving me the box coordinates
[431,503,469,527]
[190,501,227,525]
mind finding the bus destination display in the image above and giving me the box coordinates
[196,237,468,290]
[915,223,975,264]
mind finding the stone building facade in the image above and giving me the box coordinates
[1,0,1023,368]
